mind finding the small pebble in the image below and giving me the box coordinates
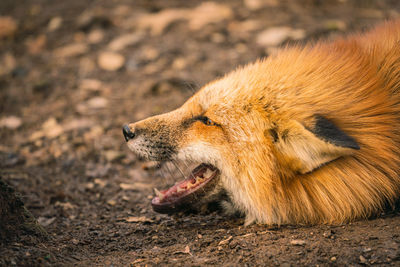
[360,255,367,264]
[98,51,125,71]
[290,239,306,246]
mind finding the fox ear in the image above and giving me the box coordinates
[271,115,360,174]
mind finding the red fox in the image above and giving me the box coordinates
[123,20,400,225]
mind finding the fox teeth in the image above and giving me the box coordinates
[154,188,165,201]
[186,182,194,189]
[203,168,214,179]
[177,186,185,192]
[196,177,204,183]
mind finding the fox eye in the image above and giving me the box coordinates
[196,116,217,126]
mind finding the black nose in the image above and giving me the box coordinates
[123,125,135,142]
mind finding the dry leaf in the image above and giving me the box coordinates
[94,178,107,188]
[137,9,186,35]
[122,195,130,201]
[173,245,192,255]
[47,17,62,32]
[85,182,95,189]
[54,43,88,58]
[290,239,306,246]
[79,79,103,91]
[107,199,117,206]
[0,16,17,38]
[0,116,22,129]
[131,258,145,265]
[26,34,46,55]
[244,0,278,10]
[256,27,305,47]
[137,2,232,35]
[188,2,233,30]
[55,202,76,210]
[120,182,152,191]
[63,118,94,131]
[104,150,125,162]
[0,52,16,76]
[29,130,44,141]
[125,216,153,223]
[87,97,108,109]
[184,245,192,255]
[218,236,232,245]
[87,29,105,44]
[38,217,56,227]
[43,118,64,138]
[108,33,142,51]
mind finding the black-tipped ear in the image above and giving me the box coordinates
[311,115,359,150]
[272,116,359,174]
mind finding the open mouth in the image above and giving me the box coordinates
[151,163,220,214]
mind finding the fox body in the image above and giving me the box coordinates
[124,21,400,225]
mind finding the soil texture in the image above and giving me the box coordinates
[1,0,399,265]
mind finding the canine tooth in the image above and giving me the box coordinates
[154,188,164,201]
[196,177,204,183]
[177,186,185,192]
[203,168,214,179]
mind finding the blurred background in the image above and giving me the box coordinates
[1,0,399,265]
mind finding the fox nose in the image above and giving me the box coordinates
[122,125,135,142]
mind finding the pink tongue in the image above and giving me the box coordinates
[151,164,220,214]
[161,176,197,200]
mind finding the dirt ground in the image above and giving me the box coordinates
[1,0,400,266]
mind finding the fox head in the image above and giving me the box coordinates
[124,42,399,225]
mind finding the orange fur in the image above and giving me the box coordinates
[126,20,400,225]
